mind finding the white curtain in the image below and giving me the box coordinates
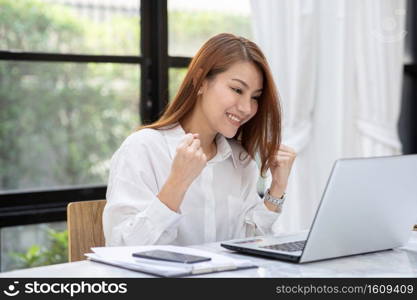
[352,0,405,156]
[251,0,406,233]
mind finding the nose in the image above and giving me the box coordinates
[237,97,252,116]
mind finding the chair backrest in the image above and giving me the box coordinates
[67,199,107,262]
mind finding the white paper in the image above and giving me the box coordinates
[86,245,256,277]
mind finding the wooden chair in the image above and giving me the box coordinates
[67,199,107,262]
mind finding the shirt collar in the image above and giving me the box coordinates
[162,123,238,169]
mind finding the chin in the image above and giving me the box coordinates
[218,126,239,139]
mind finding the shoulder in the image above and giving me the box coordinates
[116,128,167,160]
[123,128,165,148]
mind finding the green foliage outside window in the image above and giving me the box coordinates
[0,0,140,190]
[9,229,68,269]
[169,10,252,56]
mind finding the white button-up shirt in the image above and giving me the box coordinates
[103,123,281,246]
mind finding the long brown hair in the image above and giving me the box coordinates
[139,33,282,177]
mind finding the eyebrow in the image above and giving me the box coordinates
[231,78,263,93]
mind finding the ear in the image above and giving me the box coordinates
[199,78,209,95]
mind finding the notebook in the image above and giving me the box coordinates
[85,245,257,277]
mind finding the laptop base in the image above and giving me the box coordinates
[221,243,301,263]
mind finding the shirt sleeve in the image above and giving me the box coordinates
[103,132,182,246]
[240,159,282,237]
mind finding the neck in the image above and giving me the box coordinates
[180,108,217,160]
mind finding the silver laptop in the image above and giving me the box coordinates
[221,154,417,263]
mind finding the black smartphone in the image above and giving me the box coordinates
[132,250,211,264]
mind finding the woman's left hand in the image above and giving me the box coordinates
[269,144,297,197]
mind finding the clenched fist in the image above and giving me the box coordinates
[269,144,297,198]
[157,133,208,212]
[170,133,207,188]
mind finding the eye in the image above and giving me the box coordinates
[252,96,260,101]
[231,87,243,95]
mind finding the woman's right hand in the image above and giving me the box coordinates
[157,133,207,212]
[169,133,207,189]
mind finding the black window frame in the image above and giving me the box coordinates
[0,0,416,267]
[401,0,417,154]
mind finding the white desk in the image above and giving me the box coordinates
[1,232,417,278]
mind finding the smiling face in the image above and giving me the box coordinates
[198,61,263,138]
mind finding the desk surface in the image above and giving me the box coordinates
[2,232,417,278]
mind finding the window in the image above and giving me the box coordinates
[169,68,187,100]
[0,0,142,271]
[168,0,252,57]
[0,61,140,191]
[0,0,141,192]
[0,0,141,55]
[1,222,67,271]
[167,0,253,99]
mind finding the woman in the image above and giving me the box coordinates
[103,33,296,246]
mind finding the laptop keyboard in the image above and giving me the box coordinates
[261,240,306,252]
